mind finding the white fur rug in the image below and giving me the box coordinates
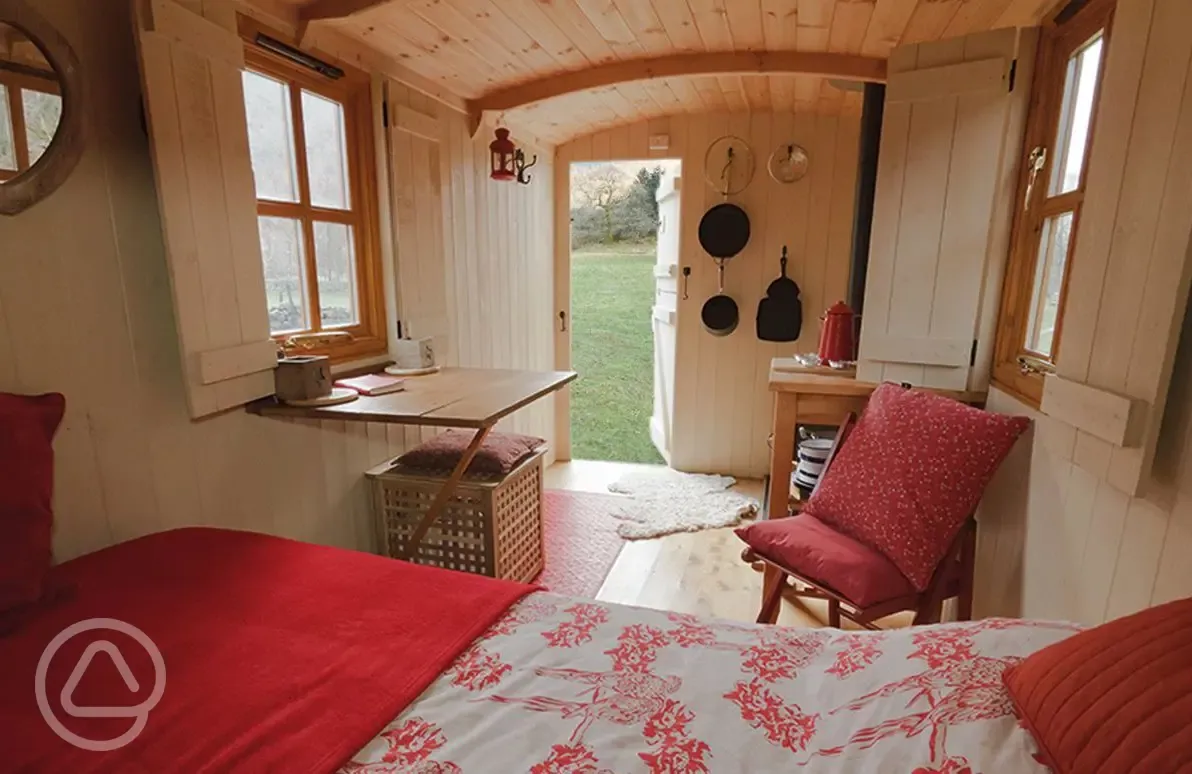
[607,468,759,540]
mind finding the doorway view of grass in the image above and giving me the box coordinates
[570,161,676,464]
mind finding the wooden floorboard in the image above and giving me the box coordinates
[544,460,913,629]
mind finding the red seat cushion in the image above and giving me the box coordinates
[0,393,66,613]
[735,513,916,607]
[803,383,1029,591]
[1003,597,1192,773]
[396,429,545,475]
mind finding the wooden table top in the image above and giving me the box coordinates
[254,367,577,429]
[768,359,986,403]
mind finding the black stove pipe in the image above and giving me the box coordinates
[847,82,885,315]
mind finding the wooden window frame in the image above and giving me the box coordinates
[240,20,387,364]
[0,67,60,183]
[992,0,1115,406]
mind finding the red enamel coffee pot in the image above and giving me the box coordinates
[818,301,858,365]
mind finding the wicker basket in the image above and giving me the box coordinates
[366,448,545,582]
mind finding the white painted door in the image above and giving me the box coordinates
[651,171,681,462]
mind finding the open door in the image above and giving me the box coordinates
[651,170,681,463]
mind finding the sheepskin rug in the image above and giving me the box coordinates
[606,468,759,539]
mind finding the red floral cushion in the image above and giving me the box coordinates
[0,393,66,613]
[736,513,916,607]
[803,384,1029,591]
[396,430,545,475]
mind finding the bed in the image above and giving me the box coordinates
[0,528,1076,773]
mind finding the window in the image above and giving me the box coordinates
[241,38,386,362]
[993,0,1114,405]
[0,65,62,181]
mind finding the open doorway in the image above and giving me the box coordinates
[568,159,681,464]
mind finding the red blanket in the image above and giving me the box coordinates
[0,528,533,773]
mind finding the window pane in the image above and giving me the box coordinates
[22,89,61,166]
[313,221,358,327]
[259,216,309,334]
[1049,34,1104,196]
[1025,211,1075,358]
[0,85,16,171]
[301,91,351,210]
[243,71,300,203]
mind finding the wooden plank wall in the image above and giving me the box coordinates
[557,112,861,477]
[976,0,1192,624]
[385,84,557,442]
[0,0,554,562]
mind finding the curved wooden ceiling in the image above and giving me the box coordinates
[279,0,1057,143]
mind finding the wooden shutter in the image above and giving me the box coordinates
[387,88,451,359]
[857,28,1037,392]
[133,0,276,418]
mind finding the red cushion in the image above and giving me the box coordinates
[0,393,66,613]
[396,429,545,475]
[1003,598,1192,773]
[804,383,1029,591]
[735,513,916,607]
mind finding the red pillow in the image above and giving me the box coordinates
[1004,598,1192,773]
[0,393,66,613]
[396,429,545,475]
[803,384,1028,591]
[736,514,916,607]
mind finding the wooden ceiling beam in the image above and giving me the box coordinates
[467,51,887,130]
[297,0,415,23]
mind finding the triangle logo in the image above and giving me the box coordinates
[60,640,143,719]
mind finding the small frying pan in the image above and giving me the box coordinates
[702,261,739,336]
[698,202,751,259]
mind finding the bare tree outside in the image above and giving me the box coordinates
[572,164,628,244]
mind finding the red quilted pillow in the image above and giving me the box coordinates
[803,383,1029,591]
[1004,597,1192,773]
[0,393,66,613]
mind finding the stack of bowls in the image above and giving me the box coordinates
[792,436,834,498]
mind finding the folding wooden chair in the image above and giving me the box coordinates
[743,412,976,629]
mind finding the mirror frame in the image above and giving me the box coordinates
[0,0,84,216]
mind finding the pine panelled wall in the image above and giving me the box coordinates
[0,0,554,562]
[975,0,1192,625]
[557,112,860,477]
[385,83,557,442]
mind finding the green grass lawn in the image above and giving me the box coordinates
[571,244,665,464]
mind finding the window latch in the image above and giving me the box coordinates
[1017,355,1053,377]
[283,331,353,351]
[1024,146,1047,211]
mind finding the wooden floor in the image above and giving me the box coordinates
[544,460,832,628]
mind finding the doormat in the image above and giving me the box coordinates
[535,490,627,598]
[608,468,759,539]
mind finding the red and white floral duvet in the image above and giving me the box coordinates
[338,593,1078,774]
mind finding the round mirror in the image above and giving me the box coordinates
[0,0,84,216]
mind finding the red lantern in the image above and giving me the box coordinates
[490,128,516,182]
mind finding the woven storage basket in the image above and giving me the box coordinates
[366,447,545,582]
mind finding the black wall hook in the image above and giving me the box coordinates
[682,266,692,300]
[515,149,538,185]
